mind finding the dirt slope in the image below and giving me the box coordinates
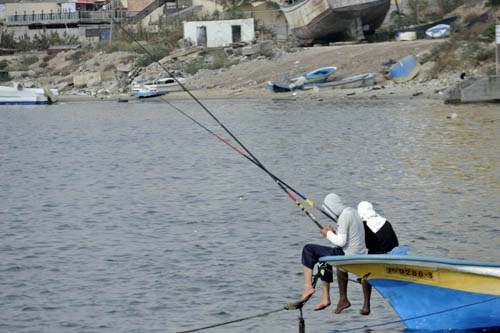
[186,39,448,91]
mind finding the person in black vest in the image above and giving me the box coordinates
[357,201,399,315]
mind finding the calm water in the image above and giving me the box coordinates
[1,97,499,333]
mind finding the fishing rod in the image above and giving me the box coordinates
[159,97,326,229]
[113,19,335,227]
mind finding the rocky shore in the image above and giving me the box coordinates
[2,38,494,103]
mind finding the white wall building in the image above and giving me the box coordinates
[183,18,255,48]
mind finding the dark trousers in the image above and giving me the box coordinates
[301,244,344,282]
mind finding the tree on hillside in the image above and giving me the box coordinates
[408,0,428,23]
[436,0,465,14]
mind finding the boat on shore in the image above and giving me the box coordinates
[279,0,390,43]
[320,254,500,330]
[132,76,187,98]
[0,83,58,105]
[269,66,337,92]
[390,55,421,83]
[319,72,376,89]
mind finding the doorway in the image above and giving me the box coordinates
[196,26,207,47]
[232,25,241,43]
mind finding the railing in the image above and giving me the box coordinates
[7,10,129,23]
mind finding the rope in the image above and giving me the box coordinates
[175,299,309,333]
[331,296,500,332]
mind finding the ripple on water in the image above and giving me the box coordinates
[0,99,498,332]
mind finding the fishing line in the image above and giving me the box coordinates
[114,19,336,227]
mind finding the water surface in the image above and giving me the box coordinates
[1,98,498,332]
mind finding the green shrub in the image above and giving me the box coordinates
[136,45,170,67]
[0,31,17,49]
[184,62,202,75]
[43,54,56,62]
[0,60,8,70]
[65,49,90,62]
[39,62,49,68]
[420,48,440,64]
[20,55,39,66]
[436,0,465,14]
[0,71,12,82]
[480,22,496,40]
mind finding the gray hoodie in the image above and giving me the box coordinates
[322,193,367,256]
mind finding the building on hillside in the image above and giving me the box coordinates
[237,1,287,40]
[183,18,254,48]
[3,1,124,42]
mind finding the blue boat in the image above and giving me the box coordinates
[268,66,337,92]
[320,254,500,331]
[389,55,421,83]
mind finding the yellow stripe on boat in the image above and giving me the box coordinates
[336,262,500,295]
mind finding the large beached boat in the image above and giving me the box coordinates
[280,0,391,43]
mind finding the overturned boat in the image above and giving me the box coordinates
[280,0,390,43]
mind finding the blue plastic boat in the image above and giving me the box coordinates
[268,66,337,92]
[389,55,421,83]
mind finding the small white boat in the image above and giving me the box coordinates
[132,76,186,98]
[426,24,451,39]
[0,82,58,105]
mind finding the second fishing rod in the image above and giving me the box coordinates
[114,19,336,228]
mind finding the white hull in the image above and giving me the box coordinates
[0,84,58,105]
[132,77,186,98]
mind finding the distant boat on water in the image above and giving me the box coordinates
[0,83,58,105]
[279,0,391,43]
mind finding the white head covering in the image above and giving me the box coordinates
[357,201,386,233]
[322,193,346,221]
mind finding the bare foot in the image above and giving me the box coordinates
[313,300,331,311]
[360,307,370,316]
[333,300,351,314]
[300,287,315,301]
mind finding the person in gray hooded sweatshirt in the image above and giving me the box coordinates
[300,193,366,314]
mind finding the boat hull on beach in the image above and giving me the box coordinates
[320,254,500,331]
[132,77,186,98]
[320,72,376,89]
[280,0,391,43]
[268,66,337,92]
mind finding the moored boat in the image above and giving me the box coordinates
[320,254,500,330]
[269,66,337,92]
[0,82,58,105]
[279,0,390,43]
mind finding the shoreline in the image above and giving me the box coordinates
[57,82,449,103]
